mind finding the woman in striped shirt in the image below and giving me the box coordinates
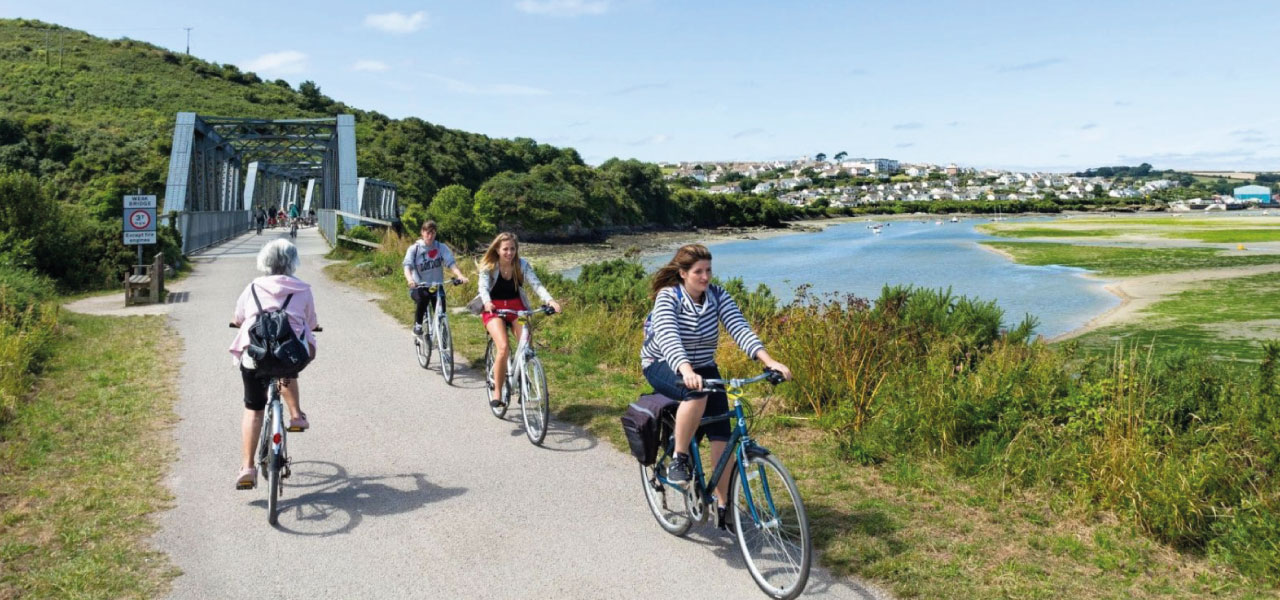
[641,244,791,526]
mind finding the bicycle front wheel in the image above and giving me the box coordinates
[485,340,506,418]
[520,356,549,445]
[438,317,454,385]
[730,453,812,600]
[639,460,692,536]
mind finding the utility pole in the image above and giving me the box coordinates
[184,27,192,55]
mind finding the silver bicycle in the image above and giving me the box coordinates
[231,323,322,526]
[413,279,462,385]
[484,305,555,445]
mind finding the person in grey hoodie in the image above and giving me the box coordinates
[229,239,320,490]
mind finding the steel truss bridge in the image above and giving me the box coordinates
[162,112,398,253]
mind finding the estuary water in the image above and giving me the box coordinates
[615,218,1121,339]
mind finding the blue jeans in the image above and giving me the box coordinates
[643,361,730,441]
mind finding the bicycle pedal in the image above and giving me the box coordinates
[236,481,256,491]
[286,425,306,432]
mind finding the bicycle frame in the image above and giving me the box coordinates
[502,313,535,393]
[257,379,287,476]
[655,382,776,525]
[415,283,452,347]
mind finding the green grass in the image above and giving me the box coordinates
[978,225,1128,238]
[1072,271,1280,359]
[1166,229,1280,243]
[981,219,1280,244]
[0,312,180,598]
[984,242,1280,276]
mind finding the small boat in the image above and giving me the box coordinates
[949,216,959,223]
[934,220,943,225]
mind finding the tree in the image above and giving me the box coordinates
[815,153,827,162]
[425,185,494,251]
[833,151,848,161]
[298,80,327,111]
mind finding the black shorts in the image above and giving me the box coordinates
[240,366,298,411]
[643,361,730,441]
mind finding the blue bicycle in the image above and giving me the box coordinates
[640,370,811,599]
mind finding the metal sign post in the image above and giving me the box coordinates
[123,193,157,265]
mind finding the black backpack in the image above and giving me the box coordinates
[621,393,679,465]
[246,285,312,378]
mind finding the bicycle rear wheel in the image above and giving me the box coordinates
[520,356,549,445]
[730,453,811,600]
[438,316,454,385]
[485,340,507,418]
[415,330,431,369]
[266,406,285,526]
[639,459,692,536]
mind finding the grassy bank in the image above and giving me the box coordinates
[0,312,179,599]
[1071,271,1280,360]
[981,217,1280,244]
[982,242,1280,277]
[324,231,1278,599]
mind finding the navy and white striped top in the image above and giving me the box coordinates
[641,284,764,371]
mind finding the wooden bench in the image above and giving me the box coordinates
[124,252,165,306]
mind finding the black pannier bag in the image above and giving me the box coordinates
[621,393,679,465]
[246,285,312,378]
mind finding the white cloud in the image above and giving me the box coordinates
[364,11,429,33]
[516,0,609,17]
[242,50,307,75]
[353,60,390,72]
[422,73,551,96]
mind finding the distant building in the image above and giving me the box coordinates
[945,163,959,176]
[1234,184,1271,204]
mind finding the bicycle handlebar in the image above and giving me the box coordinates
[695,368,787,392]
[492,305,556,317]
[229,322,323,332]
[414,278,463,289]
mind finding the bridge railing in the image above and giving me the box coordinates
[179,210,252,254]
[316,209,393,249]
[317,209,338,247]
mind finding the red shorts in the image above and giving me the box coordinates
[482,298,526,325]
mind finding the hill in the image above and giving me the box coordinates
[0,18,811,288]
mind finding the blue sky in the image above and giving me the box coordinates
[5,0,1280,171]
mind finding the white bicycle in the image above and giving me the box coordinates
[484,305,555,445]
[413,279,462,385]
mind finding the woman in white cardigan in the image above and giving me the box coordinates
[477,232,562,407]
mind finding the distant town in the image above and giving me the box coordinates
[659,156,1276,210]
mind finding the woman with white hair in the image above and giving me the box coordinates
[228,239,320,490]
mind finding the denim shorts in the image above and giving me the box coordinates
[642,360,730,441]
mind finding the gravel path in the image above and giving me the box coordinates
[150,227,889,600]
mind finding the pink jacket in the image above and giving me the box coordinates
[228,275,319,366]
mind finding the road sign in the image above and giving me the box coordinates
[124,194,157,209]
[124,196,157,245]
